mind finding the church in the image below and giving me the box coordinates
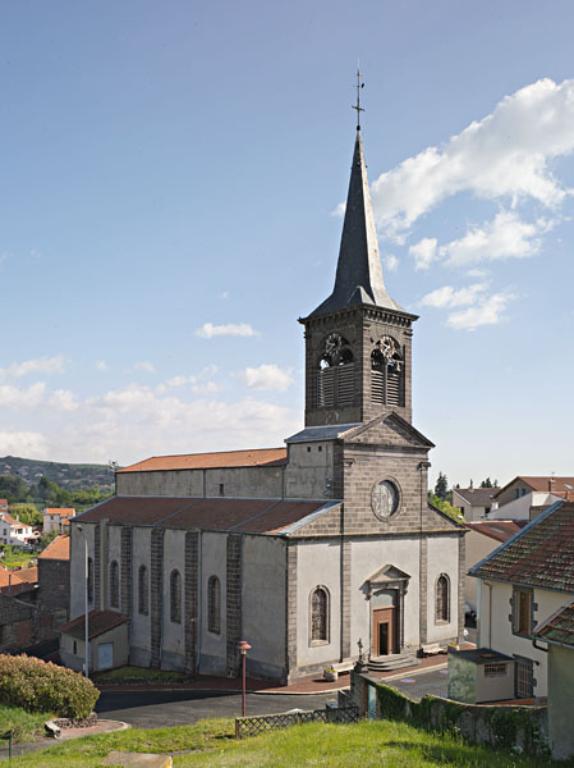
[67,117,465,683]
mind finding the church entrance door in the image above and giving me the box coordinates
[372,607,397,656]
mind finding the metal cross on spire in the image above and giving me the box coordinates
[353,68,365,130]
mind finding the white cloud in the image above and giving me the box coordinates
[0,431,48,458]
[409,238,438,270]
[133,361,156,373]
[196,322,259,338]
[371,78,574,237]
[0,355,65,379]
[441,211,547,267]
[0,382,46,408]
[95,360,108,372]
[447,292,515,331]
[49,389,79,411]
[420,282,487,309]
[238,364,293,392]
[384,253,399,272]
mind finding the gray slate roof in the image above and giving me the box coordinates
[285,423,361,444]
[454,487,498,506]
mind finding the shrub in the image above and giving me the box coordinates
[0,654,99,719]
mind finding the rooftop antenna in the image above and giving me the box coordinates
[353,66,365,131]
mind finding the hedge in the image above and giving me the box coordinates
[0,654,99,719]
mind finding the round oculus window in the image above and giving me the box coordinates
[371,480,400,520]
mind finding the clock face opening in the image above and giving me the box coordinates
[371,480,400,520]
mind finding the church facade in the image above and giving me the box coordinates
[68,126,465,682]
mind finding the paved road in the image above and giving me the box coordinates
[387,666,449,700]
[96,690,336,728]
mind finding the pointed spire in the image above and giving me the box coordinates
[310,128,402,317]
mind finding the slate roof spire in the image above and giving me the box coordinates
[310,106,403,317]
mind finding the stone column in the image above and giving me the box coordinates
[225,534,242,677]
[94,524,102,611]
[184,531,199,675]
[150,528,165,668]
[120,526,133,618]
[285,542,298,680]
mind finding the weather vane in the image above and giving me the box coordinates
[353,68,365,130]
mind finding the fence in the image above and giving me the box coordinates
[235,704,359,739]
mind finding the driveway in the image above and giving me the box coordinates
[96,690,336,728]
[386,665,449,700]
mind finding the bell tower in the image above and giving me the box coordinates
[299,91,417,428]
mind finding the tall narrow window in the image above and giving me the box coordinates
[310,586,329,644]
[109,560,120,609]
[371,336,404,407]
[435,574,450,623]
[138,565,149,615]
[87,556,94,604]
[512,587,533,637]
[316,333,354,408]
[207,575,221,634]
[170,569,182,624]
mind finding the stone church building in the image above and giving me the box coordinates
[68,125,465,682]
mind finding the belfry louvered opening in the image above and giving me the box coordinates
[316,333,355,408]
[371,337,404,407]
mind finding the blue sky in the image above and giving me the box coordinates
[1,0,573,486]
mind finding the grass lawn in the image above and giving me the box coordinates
[92,666,187,684]
[7,718,574,768]
[0,705,53,743]
[0,552,35,568]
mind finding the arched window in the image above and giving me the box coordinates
[170,569,182,624]
[138,565,149,616]
[207,576,221,634]
[436,574,450,623]
[109,560,119,609]
[87,557,94,604]
[316,333,354,408]
[310,586,329,644]
[371,336,404,407]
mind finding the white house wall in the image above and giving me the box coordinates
[426,535,459,643]
[242,535,286,679]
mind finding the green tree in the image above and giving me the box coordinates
[434,472,448,500]
[0,474,31,503]
[480,478,493,488]
[9,503,42,526]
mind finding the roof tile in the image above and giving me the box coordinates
[117,448,287,473]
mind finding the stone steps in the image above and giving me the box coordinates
[368,653,420,672]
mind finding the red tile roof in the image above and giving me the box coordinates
[0,512,19,527]
[0,565,38,594]
[38,534,70,561]
[465,520,526,543]
[75,496,335,535]
[470,501,574,592]
[60,610,127,640]
[117,448,288,473]
[534,601,574,647]
[494,476,574,499]
[44,507,76,517]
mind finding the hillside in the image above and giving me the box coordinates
[0,455,115,493]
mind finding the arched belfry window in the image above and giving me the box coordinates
[138,565,149,616]
[170,569,182,624]
[310,586,330,644]
[208,576,221,634]
[316,333,354,408]
[109,560,119,609]
[435,574,450,623]
[371,336,404,407]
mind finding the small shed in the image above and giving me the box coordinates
[448,647,515,703]
[60,610,128,673]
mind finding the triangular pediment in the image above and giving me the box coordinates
[367,563,411,585]
[340,411,434,450]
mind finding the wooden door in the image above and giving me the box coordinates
[372,607,396,656]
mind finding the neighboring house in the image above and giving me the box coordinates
[0,512,36,546]
[68,125,466,683]
[533,601,574,760]
[491,476,574,521]
[37,534,70,638]
[452,487,498,521]
[60,610,128,672]
[0,565,38,651]
[467,500,574,699]
[464,520,524,616]
[0,499,8,513]
[43,507,76,534]
[0,564,38,596]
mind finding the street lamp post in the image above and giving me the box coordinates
[75,525,90,677]
[237,640,252,716]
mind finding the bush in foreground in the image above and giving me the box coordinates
[0,654,99,719]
